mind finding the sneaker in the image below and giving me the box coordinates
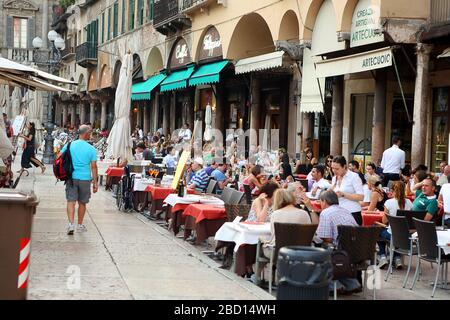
[67,223,75,235]
[378,256,388,269]
[77,224,87,232]
[394,257,403,269]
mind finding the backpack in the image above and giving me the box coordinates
[53,142,73,183]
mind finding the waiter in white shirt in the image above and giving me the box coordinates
[380,136,405,187]
[178,122,192,143]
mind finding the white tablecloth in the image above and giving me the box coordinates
[97,160,117,176]
[215,222,271,252]
[133,176,156,192]
[412,230,450,255]
[164,194,224,207]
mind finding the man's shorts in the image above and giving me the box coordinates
[66,179,92,204]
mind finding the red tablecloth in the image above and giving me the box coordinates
[145,185,175,201]
[172,203,190,213]
[183,204,226,224]
[310,200,322,213]
[295,174,308,180]
[362,211,384,226]
[105,167,124,177]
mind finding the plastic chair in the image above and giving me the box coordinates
[206,179,218,195]
[229,190,245,205]
[411,218,450,297]
[336,225,381,299]
[255,223,318,293]
[385,215,418,287]
[396,210,427,230]
[221,186,233,204]
[243,184,253,205]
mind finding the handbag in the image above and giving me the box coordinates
[331,249,356,280]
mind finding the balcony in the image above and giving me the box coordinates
[8,48,34,64]
[75,42,97,68]
[181,0,226,14]
[153,0,191,36]
[61,39,75,61]
[430,0,450,24]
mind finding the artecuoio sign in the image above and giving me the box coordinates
[350,0,384,48]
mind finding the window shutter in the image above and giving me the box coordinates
[6,16,13,47]
[122,0,126,34]
[27,17,35,49]
[114,2,119,38]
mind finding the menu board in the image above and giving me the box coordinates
[12,115,26,136]
[171,150,190,190]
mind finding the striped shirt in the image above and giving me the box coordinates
[189,169,210,192]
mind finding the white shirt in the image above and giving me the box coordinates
[385,198,413,233]
[363,184,372,203]
[332,170,364,213]
[178,128,192,141]
[307,178,331,199]
[381,145,405,174]
[439,183,450,220]
[138,129,144,139]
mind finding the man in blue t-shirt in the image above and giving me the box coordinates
[61,125,98,235]
[211,163,232,194]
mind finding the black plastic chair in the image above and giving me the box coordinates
[397,210,427,230]
[385,215,418,287]
[206,179,218,194]
[229,190,244,205]
[337,225,381,299]
[411,218,450,297]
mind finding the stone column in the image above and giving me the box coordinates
[90,101,96,125]
[330,76,344,156]
[372,69,387,165]
[136,103,142,129]
[70,104,76,127]
[302,113,313,152]
[411,44,432,168]
[62,103,68,127]
[143,102,149,134]
[101,100,108,129]
[163,96,169,136]
[153,94,159,132]
[250,77,261,149]
[80,103,87,125]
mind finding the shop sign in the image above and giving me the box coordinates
[350,0,384,48]
[170,38,192,69]
[199,26,223,61]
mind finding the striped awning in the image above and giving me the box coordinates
[234,51,285,75]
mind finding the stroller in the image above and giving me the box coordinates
[115,166,135,212]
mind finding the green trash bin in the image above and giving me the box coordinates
[0,190,39,300]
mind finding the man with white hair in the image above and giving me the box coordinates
[188,157,209,192]
[61,124,98,235]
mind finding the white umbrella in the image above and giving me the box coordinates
[0,115,14,159]
[106,53,133,162]
[11,87,22,120]
[204,103,212,142]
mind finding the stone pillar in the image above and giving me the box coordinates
[372,69,387,165]
[101,100,108,129]
[153,94,159,132]
[330,76,344,156]
[62,103,68,127]
[302,113,313,151]
[163,96,169,136]
[70,104,76,127]
[136,103,142,129]
[143,102,149,134]
[412,44,432,168]
[250,77,261,149]
[90,101,96,125]
[80,103,87,125]
[288,70,299,157]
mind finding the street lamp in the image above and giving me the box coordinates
[32,30,64,164]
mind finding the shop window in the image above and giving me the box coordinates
[351,94,374,166]
[431,88,450,172]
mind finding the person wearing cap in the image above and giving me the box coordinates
[188,157,209,192]
[60,125,98,235]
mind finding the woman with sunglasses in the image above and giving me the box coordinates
[324,155,334,181]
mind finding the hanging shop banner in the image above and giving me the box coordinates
[351,0,384,48]
[315,47,393,78]
[198,26,223,61]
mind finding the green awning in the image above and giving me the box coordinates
[160,66,195,92]
[188,60,229,87]
[131,73,166,101]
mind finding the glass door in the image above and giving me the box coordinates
[431,88,450,172]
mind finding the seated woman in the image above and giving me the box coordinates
[241,164,265,195]
[362,176,388,211]
[378,181,413,269]
[246,182,279,223]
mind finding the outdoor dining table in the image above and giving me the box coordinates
[105,167,124,177]
[310,200,322,213]
[183,204,227,244]
[146,185,176,217]
[362,211,385,226]
[215,222,271,276]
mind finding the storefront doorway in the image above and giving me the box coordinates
[431,87,450,173]
[391,96,413,164]
[351,94,374,166]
